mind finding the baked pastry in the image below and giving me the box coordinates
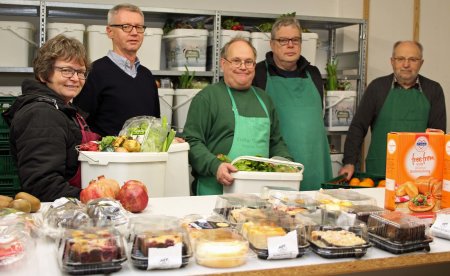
[195,230,248,268]
[367,212,426,242]
[343,205,386,223]
[230,207,267,223]
[310,230,366,247]
[242,221,286,249]
[415,176,442,199]
[137,233,182,257]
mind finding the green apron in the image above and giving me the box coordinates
[366,86,430,175]
[265,67,332,191]
[197,86,270,195]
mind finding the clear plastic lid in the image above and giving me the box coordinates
[86,198,129,227]
[58,226,127,274]
[341,205,387,223]
[269,192,319,217]
[214,194,271,224]
[194,228,249,268]
[315,189,377,207]
[367,211,427,243]
[128,215,192,270]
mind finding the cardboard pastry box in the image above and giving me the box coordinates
[385,129,444,215]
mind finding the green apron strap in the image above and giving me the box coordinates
[265,64,332,190]
[197,86,271,195]
[366,86,430,175]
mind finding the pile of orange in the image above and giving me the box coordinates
[349,177,375,187]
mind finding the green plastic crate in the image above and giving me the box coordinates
[0,175,21,197]
[0,96,15,129]
[0,155,17,175]
[0,129,9,142]
[321,172,385,189]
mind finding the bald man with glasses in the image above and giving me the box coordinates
[340,40,446,180]
[74,3,160,137]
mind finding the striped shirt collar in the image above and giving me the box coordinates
[391,75,422,91]
[107,50,140,78]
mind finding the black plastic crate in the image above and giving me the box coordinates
[0,96,16,129]
[0,175,21,197]
[321,172,385,189]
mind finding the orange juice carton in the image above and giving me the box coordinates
[442,134,450,208]
[385,129,444,215]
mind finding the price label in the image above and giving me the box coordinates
[147,243,182,270]
[267,230,299,259]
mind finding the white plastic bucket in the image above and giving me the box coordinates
[330,153,344,177]
[250,32,271,63]
[86,25,110,61]
[172,88,201,133]
[324,90,356,131]
[301,32,319,65]
[0,21,35,67]
[164,29,208,71]
[139,27,163,70]
[47,22,85,43]
[165,142,190,196]
[78,151,168,197]
[207,30,250,69]
[158,88,174,126]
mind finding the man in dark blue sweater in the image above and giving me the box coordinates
[74,3,160,136]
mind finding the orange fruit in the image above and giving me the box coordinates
[349,178,360,186]
[359,178,375,187]
[377,180,386,188]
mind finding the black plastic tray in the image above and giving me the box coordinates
[250,242,309,260]
[62,261,124,275]
[309,241,371,259]
[368,233,432,254]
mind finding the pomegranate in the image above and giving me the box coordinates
[117,180,148,213]
[96,175,120,198]
[80,179,115,204]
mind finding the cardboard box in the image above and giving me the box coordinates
[442,134,450,208]
[385,130,444,214]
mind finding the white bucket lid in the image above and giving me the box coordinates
[250,32,271,40]
[165,28,209,37]
[168,142,190,153]
[47,22,85,31]
[145,27,163,36]
[302,32,318,40]
[158,88,175,96]
[78,151,168,165]
[0,20,34,30]
[86,25,107,33]
[231,171,303,181]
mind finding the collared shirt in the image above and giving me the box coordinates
[391,75,422,91]
[107,50,140,78]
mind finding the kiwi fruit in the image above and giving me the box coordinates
[15,192,41,213]
[8,199,32,213]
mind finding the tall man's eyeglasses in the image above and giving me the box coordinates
[54,67,88,80]
[392,57,422,64]
[272,37,302,46]
[109,24,147,33]
[223,58,256,69]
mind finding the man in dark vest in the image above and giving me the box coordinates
[74,3,160,136]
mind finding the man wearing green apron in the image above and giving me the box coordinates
[183,38,292,195]
[340,41,446,179]
[253,16,333,190]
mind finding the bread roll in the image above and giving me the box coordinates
[404,182,419,198]
[414,176,442,199]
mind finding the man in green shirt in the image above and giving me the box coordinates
[183,37,292,195]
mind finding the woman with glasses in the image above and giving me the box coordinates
[340,40,446,179]
[2,34,98,201]
[183,37,292,195]
[253,16,332,191]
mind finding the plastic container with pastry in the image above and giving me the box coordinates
[128,215,192,270]
[213,194,271,224]
[194,228,249,268]
[367,211,432,253]
[269,192,319,217]
[0,211,35,266]
[240,213,309,259]
[315,189,377,208]
[57,225,127,275]
[341,204,387,223]
[180,214,231,251]
[307,223,371,258]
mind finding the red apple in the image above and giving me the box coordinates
[80,179,115,204]
[117,180,148,212]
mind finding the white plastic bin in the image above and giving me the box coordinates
[172,88,201,133]
[47,22,85,43]
[164,29,208,71]
[301,32,319,65]
[165,142,190,196]
[78,151,168,197]
[0,21,35,67]
[139,27,163,70]
[0,86,21,97]
[330,153,343,177]
[86,25,110,61]
[324,90,356,131]
[207,30,250,69]
[158,88,174,127]
[250,32,271,63]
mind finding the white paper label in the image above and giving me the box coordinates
[147,243,182,270]
[51,197,70,208]
[443,180,450,192]
[337,212,356,226]
[430,213,450,240]
[267,230,299,259]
